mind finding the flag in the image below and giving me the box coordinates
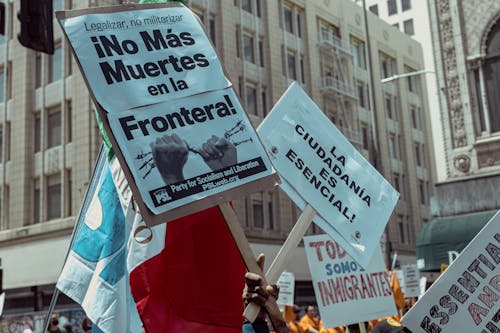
[129,206,246,333]
[390,271,406,310]
[57,150,142,333]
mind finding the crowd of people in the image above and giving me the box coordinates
[242,255,413,333]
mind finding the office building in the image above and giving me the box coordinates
[0,0,434,320]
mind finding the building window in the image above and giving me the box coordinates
[48,45,62,83]
[387,0,398,15]
[361,124,369,150]
[411,106,420,129]
[300,57,305,83]
[419,180,426,204]
[246,84,258,115]
[385,96,393,119]
[261,90,267,115]
[393,173,400,192]
[380,52,395,79]
[35,53,42,88]
[47,109,62,148]
[357,82,366,108]
[66,169,72,216]
[287,52,297,80]
[401,0,411,11]
[33,114,41,152]
[241,0,252,13]
[283,6,293,33]
[351,37,366,69]
[484,19,500,132]
[209,19,216,46]
[268,200,274,230]
[296,12,302,38]
[369,4,379,16]
[252,198,264,228]
[243,33,255,63]
[66,101,72,143]
[33,179,40,224]
[393,23,400,30]
[403,19,414,36]
[0,69,4,103]
[415,143,422,166]
[47,175,61,220]
[389,134,398,159]
[259,40,265,67]
[398,217,405,243]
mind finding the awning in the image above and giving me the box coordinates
[416,210,497,271]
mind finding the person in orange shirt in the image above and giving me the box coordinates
[299,305,321,333]
[319,320,345,333]
[288,305,304,333]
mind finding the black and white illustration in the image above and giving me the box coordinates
[108,88,274,214]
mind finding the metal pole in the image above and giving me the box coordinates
[42,147,106,332]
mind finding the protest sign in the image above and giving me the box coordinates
[402,211,500,333]
[257,82,399,268]
[276,272,295,307]
[57,4,230,111]
[304,234,397,328]
[57,5,278,225]
[402,264,421,298]
[108,88,275,215]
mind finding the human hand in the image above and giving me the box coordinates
[200,135,237,171]
[150,134,188,184]
[242,254,284,331]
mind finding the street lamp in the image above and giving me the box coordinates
[381,69,435,83]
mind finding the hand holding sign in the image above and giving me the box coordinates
[151,134,189,184]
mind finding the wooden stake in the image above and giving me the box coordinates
[243,204,317,322]
[218,202,287,333]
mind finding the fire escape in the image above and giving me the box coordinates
[318,24,361,148]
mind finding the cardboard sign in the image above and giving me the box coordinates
[57,4,278,225]
[58,4,230,111]
[108,88,275,214]
[402,264,421,298]
[304,234,397,328]
[276,272,295,307]
[402,211,500,333]
[257,83,399,268]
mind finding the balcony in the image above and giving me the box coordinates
[318,30,352,56]
[321,76,357,100]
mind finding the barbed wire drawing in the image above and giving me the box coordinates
[135,119,253,179]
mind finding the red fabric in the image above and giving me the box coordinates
[130,206,246,333]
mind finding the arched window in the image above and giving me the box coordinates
[484,19,500,132]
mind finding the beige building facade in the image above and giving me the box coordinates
[0,0,433,312]
[415,0,500,275]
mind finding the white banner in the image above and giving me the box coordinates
[304,234,397,328]
[402,264,420,298]
[277,272,295,307]
[258,83,399,268]
[402,211,500,333]
[108,88,274,214]
[60,5,230,111]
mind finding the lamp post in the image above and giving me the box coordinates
[381,69,435,83]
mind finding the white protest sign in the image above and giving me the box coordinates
[277,271,295,307]
[402,211,500,333]
[419,277,427,298]
[59,5,230,111]
[108,88,275,215]
[402,264,421,298]
[257,83,399,268]
[304,234,397,328]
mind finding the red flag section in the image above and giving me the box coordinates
[130,206,246,333]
